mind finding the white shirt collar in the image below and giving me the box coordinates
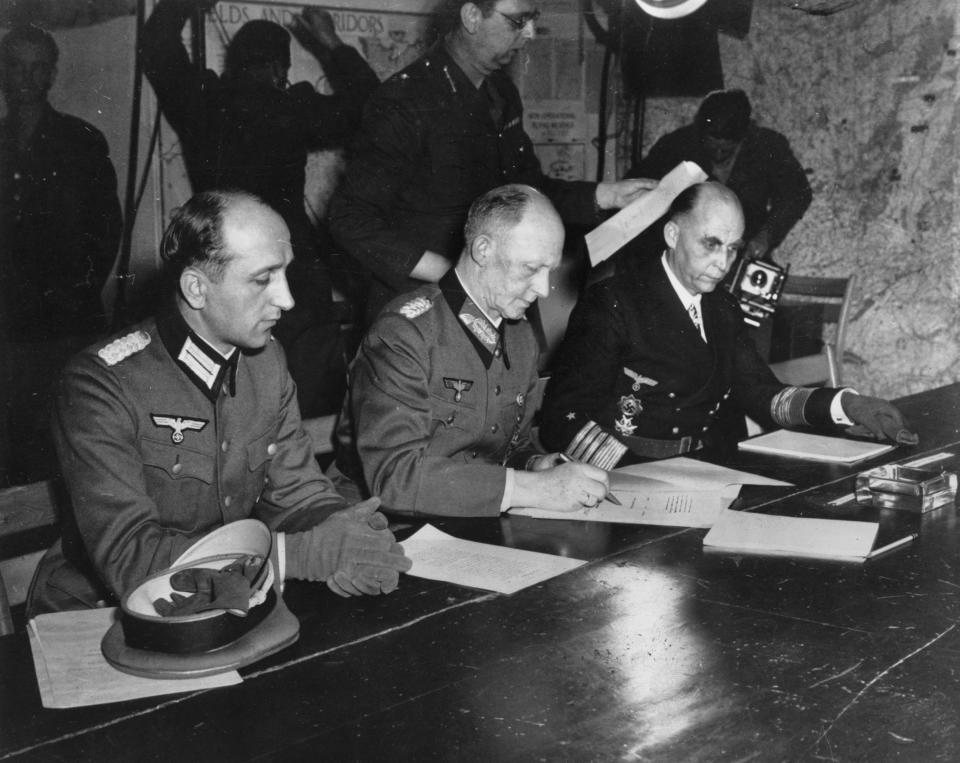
[661,251,702,312]
[455,268,502,328]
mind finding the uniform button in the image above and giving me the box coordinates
[702,426,709,432]
[674,407,680,413]
[171,462,182,475]
[224,496,232,508]
[494,347,502,358]
[446,413,455,424]
[266,443,277,456]
[668,392,676,399]
[471,451,478,458]
[221,440,228,453]
[495,385,501,395]
[671,427,679,435]
[490,424,499,433]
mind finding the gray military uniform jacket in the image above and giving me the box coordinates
[29,309,345,614]
[335,271,541,516]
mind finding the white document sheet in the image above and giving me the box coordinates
[512,488,735,528]
[703,509,879,562]
[615,456,793,490]
[738,430,895,464]
[402,524,586,594]
[586,161,707,267]
[28,608,241,709]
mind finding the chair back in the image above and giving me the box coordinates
[769,274,855,387]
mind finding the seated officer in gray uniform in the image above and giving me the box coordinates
[28,191,410,616]
[539,182,916,467]
[332,184,610,516]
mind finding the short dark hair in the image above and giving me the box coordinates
[695,89,752,141]
[225,20,290,76]
[1,24,59,67]
[463,184,539,246]
[433,0,498,37]
[160,190,258,283]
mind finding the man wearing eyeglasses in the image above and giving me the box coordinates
[538,182,916,465]
[329,0,655,325]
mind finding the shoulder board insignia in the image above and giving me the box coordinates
[398,296,433,319]
[98,330,151,366]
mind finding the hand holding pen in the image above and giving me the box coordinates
[556,453,622,506]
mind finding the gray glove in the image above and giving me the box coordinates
[284,498,411,597]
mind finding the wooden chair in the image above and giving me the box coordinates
[768,274,855,387]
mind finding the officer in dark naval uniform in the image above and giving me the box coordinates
[332,184,610,516]
[27,191,410,616]
[539,182,916,467]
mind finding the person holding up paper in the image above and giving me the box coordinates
[330,184,610,516]
[627,89,811,263]
[538,182,916,467]
[328,0,656,325]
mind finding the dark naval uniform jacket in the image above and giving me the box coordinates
[29,309,347,614]
[329,42,598,323]
[539,253,842,466]
[335,271,541,516]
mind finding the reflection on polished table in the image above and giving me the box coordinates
[3,384,960,761]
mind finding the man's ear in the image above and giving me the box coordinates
[663,220,679,250]
[179,267,208,310]
[461,2,483,34]
[469,233,493,267]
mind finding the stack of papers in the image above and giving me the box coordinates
[586,161,707,266]
[738,430,895,464]
[28,608,240,708]
[511,457,792,528]
[402,524,586,594]
[703,509,879,562]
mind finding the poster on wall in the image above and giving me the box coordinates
[520,31,592,182]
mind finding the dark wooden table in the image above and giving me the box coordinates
[3,384,960,762]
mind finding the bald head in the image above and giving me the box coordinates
[664,182,745,296]
[458,184,564,320]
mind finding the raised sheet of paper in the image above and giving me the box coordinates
[615,456,793,490]
[28,608,241,709]
[738,429,895,464]
[703,508,879,562]
[512,488,736,528]
[586,160,708,267]
[402,524,586,594]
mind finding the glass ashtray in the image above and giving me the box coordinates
[855,464,957,513]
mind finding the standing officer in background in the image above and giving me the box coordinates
[142,0,379,416]
[0,24,122,485]
[329,0,656,325]
[331,185,610,517]
[27,191,410,617]
[539,182,915,467]
[628,89,811,263]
